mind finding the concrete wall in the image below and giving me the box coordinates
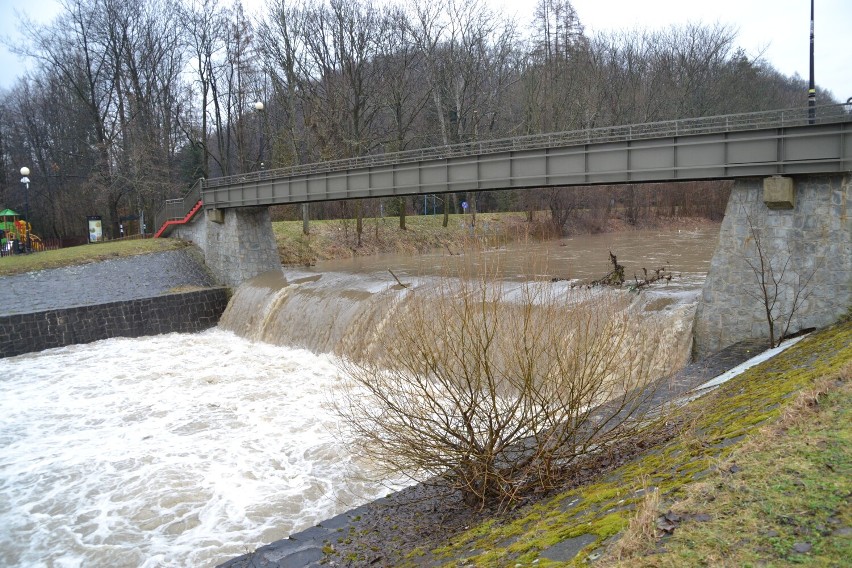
[172,207,280,287]
[694,174,851,358]
[0,288,229,358]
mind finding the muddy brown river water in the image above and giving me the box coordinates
[0,225,720,567]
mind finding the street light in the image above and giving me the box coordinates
[253,101,265,170]
[19,167,31,253]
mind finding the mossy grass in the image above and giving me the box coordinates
[0,238,190,276]
[605,361,852,567]
[408,322,852,567]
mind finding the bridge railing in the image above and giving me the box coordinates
[153,178,204,234]
[203,103,851,190]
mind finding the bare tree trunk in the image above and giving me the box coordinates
[355,200,363,246]
[302,203,310,235]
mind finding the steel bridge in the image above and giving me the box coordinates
[155,104,852,235]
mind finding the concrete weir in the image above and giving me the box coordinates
[693,173,851,358]
[170,172,852,360]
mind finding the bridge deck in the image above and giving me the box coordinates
[155,105,852,232]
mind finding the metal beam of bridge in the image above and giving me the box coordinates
[156,105,852,228]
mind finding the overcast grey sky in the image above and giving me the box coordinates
[1,0,849,103]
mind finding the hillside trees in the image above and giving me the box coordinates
[181,0,227,180]
[7,0,191,237]
[520,0,586,133]
[0,0,839,240]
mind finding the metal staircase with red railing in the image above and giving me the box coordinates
[153,200,203,238]
[153,179,204,238]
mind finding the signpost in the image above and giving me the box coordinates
[87,216,103,243]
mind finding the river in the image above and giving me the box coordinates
[0,226,719,567]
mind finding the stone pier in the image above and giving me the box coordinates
[694,174,851,358]
[172,206,280,287]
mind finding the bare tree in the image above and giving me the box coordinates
[258,0,312,233]
[409,0,518,227]
[182,0,227,180]
[335,252,667,508]
[522,0,587,132]
[741,207,821,348]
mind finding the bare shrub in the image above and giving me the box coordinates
[740,206,822,348]
[334,252,667,508]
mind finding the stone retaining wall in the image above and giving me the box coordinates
[0,287,229,358]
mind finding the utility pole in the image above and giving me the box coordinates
[808,0,815,124]
[253,101,265,170]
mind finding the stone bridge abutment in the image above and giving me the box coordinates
[171,206,279,288]
[694,173,851,357]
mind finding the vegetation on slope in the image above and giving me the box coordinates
[273,212,526,265]
[381,321,851,567]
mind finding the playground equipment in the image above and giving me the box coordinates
[0,208,43,254]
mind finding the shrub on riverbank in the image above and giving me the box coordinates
[319,319,851,566]
[334,250,672,509]
[402,322,851,566]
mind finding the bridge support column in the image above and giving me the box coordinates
[173,206,280,287]
[693,174,851,358]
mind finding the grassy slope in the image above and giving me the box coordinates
[0,238,190,277]
[412,322,851,567]
[273,212,533,265]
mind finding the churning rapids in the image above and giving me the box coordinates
[0,227,719,567]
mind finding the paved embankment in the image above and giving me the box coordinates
[0,248,227,357]
[0,248,216,316]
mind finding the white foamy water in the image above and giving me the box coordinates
[1,228,721,567]
[0,330,392,568]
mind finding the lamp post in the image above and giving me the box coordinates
[19,167,31,253]
[253,101,265,170]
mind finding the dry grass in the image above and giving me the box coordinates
[714,361,850,468]
[609,359,852,567]
[606,477,661,561]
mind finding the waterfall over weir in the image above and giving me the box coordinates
[218,269,411,355]
[218,266,700,374]
[219,226,721,363]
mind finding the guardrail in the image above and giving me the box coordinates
[204,103,852,190]
[153,178,203,233]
